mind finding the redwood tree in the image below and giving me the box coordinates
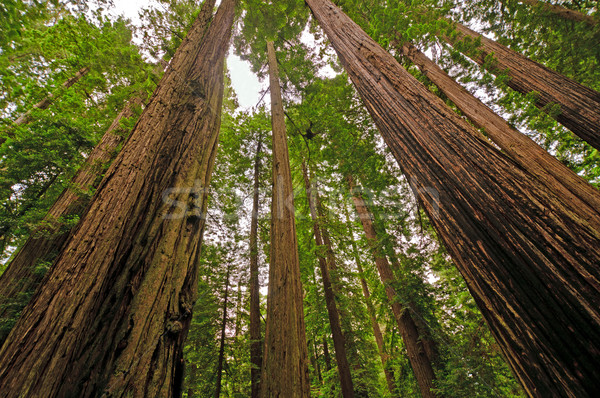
[446,21,600,151]
[305,0,600,396]
[249,133,263,398]
[0,95,144,343]
[0,0,236,396]
[347,175,439,398]
[302,162,355,397]
[259,40,311,397]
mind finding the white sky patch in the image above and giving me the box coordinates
[108,0,263,111]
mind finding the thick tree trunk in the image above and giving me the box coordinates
[0,96,144,344]
[306,1,600,396]
[249,134,263,398]
[302,163,355,398]
[215,266,231,398]
[398,42,600,231]
[0,0,233,396]
[516,0,597,25]
[259,40,310,398]
[446,21,600,150]
[345,214,396,396]
[347,175,439,398]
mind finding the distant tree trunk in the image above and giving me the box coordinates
[344,212,396,396]
[302,162,355,398]
[11,66,90,128]
[445,21,600,151]
[397,42,600,230]
[310,337,323,384]
[322,337,332,372]
[306,1,600,396]
[387,251,439,365]
[215,266,232,398]
[346,175,439,398]
[0,1,234,397]
[259,40,310,398]
[249,134,263,398]
[515,0,597,25]
[0,95,144,344]
[234,278,242,337]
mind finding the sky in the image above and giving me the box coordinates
[110,0,266,110]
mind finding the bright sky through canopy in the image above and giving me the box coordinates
[110,0,265,109]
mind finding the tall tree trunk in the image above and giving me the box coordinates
[322,337,332,372]
[515,0,597,25]
[0,1,233,396]
[445,21,600,150]
[215,265,231,398]
[259,40,310,398]
[306,1,600,396]
[344,211,396,396]
[234,278,242,337]
[249,134,263,398]
[0,95,144,344]
[346,175,439,398]
[387,251,439,366]
[12,66,90,127]
[302,162,355,398]
[397,42,600,230]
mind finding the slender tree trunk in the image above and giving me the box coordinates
[11,66,90,128]
[322,337,332,372]
[397,42,600,231]
[259,40,310,398]
[346,175,439,398]
[445,21,600,150]
[249,134,263,398]
[0,96,144,344]
[306,1,600,396]
[302,162,355,398]
[234,278,242,337]
[310,337,323,384]
[345,212,397,396]
[215,266,231,398]
[387,251,439,366]
[515,0,597,25]
[0,1,234,397]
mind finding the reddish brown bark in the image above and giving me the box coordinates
[306,1,600,396]
[516,0,597,25]
[345,212,396,396]
[259,40,310,398]
[13,66,90,127]
[447,22,600,151]
[249,135,263,398]
[347,175,439,398]
[0,0,233,396]
[215,266,232,398]
[0,96,144,344]
[398,42,600,231]
[302,163,355,398]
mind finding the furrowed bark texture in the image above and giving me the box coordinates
[259,40,310,398]
[215,266,231,398]
[0,96,143,344]
[302,163,355,398]
[0,0,233,396]
[306,1,600,396]
[347,175,439,398]
[399,42,600,231]
[249,135,263,398]
[517,0,597,25]
[345,215,396,396]
[448,22,600,151]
